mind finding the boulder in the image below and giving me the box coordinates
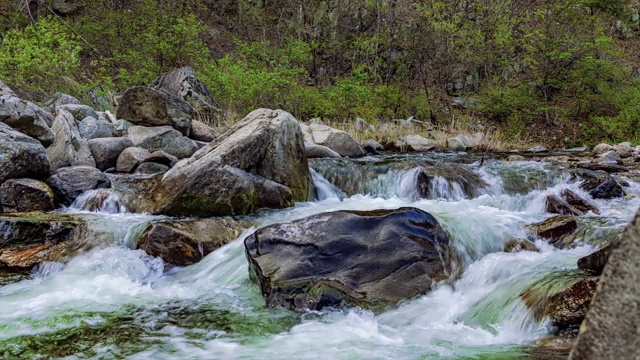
[561,189,600,215]
[569,211,640,359]
[592,143,613,155]
[361,140,384,155]
[116,147,151,173]
[47,110,96,171]
[0,80,16,96]
[507,154,526,161]
[613,142,633,158]
[0,213,114,269]
[134,162,170,175]
[504,238,537,253]
[305,142,341,158]
[299,122,314,143]
[546,194,584,216]
[150,66,220,115]
[569,169,613,191]
[0,179,55,213]
[78,116,117,139]
[141,150,178,167]
[528,216,578,247]
[88,137,133,171]
[50,0,80,15]
[127,125,198,159]
[546,277,599,330]
[447,134,478,151]
[589,180,624,199]
[594,150,622,165]
[43,93,81,113]
[308,124,365,157]
[116,86,193,135]
[56,104,98,122]
[578,244,613,275]
[416,163,488,199]
[150,109,314,216]
[113,119,135,135]
[244,207,460,311]
[0,95,55,146]
[353,118,374,132]
[46,166,110,205]
[393,135,437,152]
[528,146,549,153]
[136,218,249,266]
[189,120,219,142]
[0,123,51,184]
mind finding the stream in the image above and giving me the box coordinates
[0,153,637,359]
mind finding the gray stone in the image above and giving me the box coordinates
[613,142,633,158]
[0,80,16,96]
[362,139,384,155]
[594,150,622,164]
[354,117,374,132]
[592,143,613,155]
[393,135,437,152]
[141,150,179,167]
[127,125,198,159]
[51,0,80,15]
[189,120,219,142]
[507,154,526,161]
[47,110,96,171]
[78,116,117,139]
[88,137,134,171]
[305,142,341,158]
[134,162,170,175]
[116,86,193,135]
[56,104,98,122]
[528,145,549,153]
[43,93,81,114]
[46,166,110,205]
[116,147,151,173]
[0,179,55,213]
[299,122,314,143]
[113,119,135,136]
[569,211,640,359]
[0,123,50,184]
[0,95,55,146]
[150,66,220,115]
[308,124,365,157]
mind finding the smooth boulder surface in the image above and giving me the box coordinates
[305,142,341,158]
[116,147,152,173]
[134,162,170,175]
[127,125,198,159]
[88,137,134,171]
[57,104,99,122]
[0,122,51,184]
[244,207,459,311]
[361,139,384,155]
[116,86,193,135]
[78,116,117,139]
[150,109,314,216]
[569,211,640,359]
[47,110,96,171]
[136,218,248,266]
[308,124,365,157]
[46,166,110,205]
[0,179,56,213]
[43,93,81,113]
[141,150,178,167]
[393,135,437,152]
[446,134,480,151]
[150,66,220,114]
[0,95,55,146]
[189,120,219,142]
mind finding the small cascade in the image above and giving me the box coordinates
[311,169,345,200]
[68,188,128,214]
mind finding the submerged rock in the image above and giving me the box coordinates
[0,122,51,184]
[0,179,56,213]
[244,207,460,311]
[504,238,538,253]
[528,216,578,247]
[577,244,614,276]
[136,218,250,266]
[546,277,599,329]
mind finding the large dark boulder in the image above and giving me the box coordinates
[116,86,193,135]
[589,180,624,199]
[127,125,198,159]
[149,109,314,216]
[46,166,110,205]
[88,137,133,171]
[0,179,56,213]
[244,207,460,311]
[150,67,220,116]
[577,244,613,276]
[0,123,51,184]
[0,94,55,146]
[136,218,250,266]
[47,110,96,171]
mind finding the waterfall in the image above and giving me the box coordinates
[67,188,128,214]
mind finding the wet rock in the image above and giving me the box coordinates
[569,169,613,191]
[594,150,622,165]
[136,218,249,266]
[0,95,55,146]
[127,125,198,159]
[569,210,640,359]
[0,123,51,184]
[56,104,98,122]
[134,162,170,175]
[150,66,220,116]
[393,135,437,152]
[116,147,151,173]
[592,143,613,155]
[47,110,96,171]
[150,109,314,216]
[0,213,115,269]
[78,116,117,139]
[46,166,110,205]
[70,188,124,213]
[417,163,488,199]
[546,195,584,216]
[575,162,626,173]
[88,137,133,171]
[589,180,624,199]
[507,154,526,161]
[305,142,341,158]
[308,124,365,157]
[43,93,81,113]
[0,179,55,213]
[116,86,193,135]
[244,207,460,311]
[361,140,384,155]
[561,189,600,215]
[189,120,219,142]
[528,216,578,247]
[504,238,538,253]
[547,277,599,329]
[577,244,613,275]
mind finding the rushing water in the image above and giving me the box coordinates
[0,153,638,359]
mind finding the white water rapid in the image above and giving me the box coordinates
[0,154,637,359]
